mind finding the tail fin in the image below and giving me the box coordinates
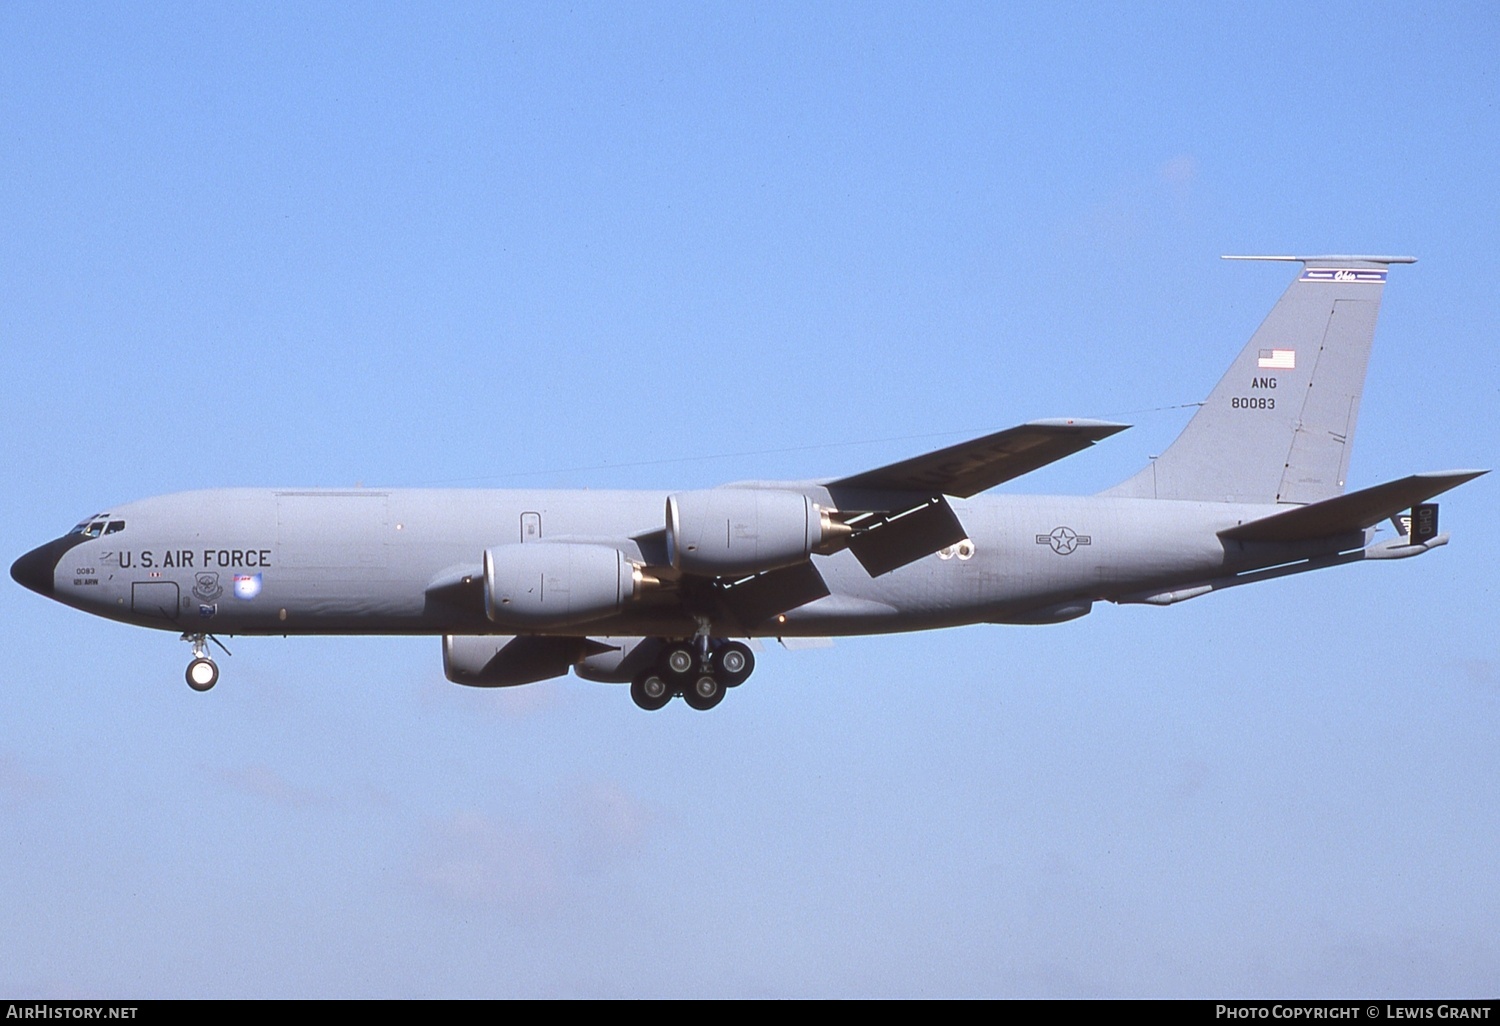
[1103,255,1415,505]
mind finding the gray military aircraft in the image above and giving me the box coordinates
[12,256,1485,710]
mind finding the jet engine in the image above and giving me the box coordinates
[484,542,654,629]
[443,634,584,687]
[665,489,851,577]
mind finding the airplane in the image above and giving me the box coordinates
[11,255,1486,711]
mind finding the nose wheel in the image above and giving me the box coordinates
[186,657,219,691]
[181,632,230,692]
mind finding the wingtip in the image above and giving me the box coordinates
[1026,418,1131,433]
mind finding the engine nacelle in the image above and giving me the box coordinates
[573,636,664,683]
[665,489,850,577]
[443,634,583,687]
[484,542,650,629]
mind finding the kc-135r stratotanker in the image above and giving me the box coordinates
[12,256,1485,710]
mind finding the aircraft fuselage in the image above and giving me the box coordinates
[19,486,1348,638]
[12,257,1477,709]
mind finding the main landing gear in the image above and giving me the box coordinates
[181,632,230,692]
[630,639,754,712]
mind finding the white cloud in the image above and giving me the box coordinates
[566,777,658,871]
[217,763,324,808]
[412,777,659,912]
[414,810,562,912]
[0,752,50,807]
[1160,153,1198,186]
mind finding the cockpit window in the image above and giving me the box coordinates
[67,515,120,538]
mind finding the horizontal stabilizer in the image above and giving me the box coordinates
[1221,254,1417,265]
[1219,470,1487,544]
[829,419,1128,498]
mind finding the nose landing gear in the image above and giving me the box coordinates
[186,657,219,692]
[181,632,230,692]
[628,638,756,711]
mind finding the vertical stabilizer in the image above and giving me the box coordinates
[1103,256,1414,505]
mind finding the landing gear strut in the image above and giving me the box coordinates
[181,632,229,692]
[628,636,755,712]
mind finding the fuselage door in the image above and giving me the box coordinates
[131,580,181,621]
[521,512,541,544]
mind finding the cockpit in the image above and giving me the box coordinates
[67,515,125,539]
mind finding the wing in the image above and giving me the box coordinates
[827,419,1129,498]
[436,421,1135,632]
[820,419,1128,577]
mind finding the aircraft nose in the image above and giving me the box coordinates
[11,542,60,598]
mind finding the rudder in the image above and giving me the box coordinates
[1104,255,1414,505]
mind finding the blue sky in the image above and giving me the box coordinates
[2,3,1497,997]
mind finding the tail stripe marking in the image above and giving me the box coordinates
[1301,268,1388,284]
